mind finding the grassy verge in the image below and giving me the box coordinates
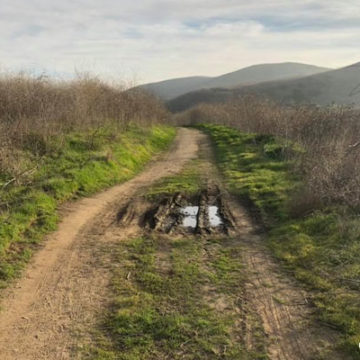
[198,124,360,359]
[83,234,266,360]
[0,125,176,288]
[197,124,297,225]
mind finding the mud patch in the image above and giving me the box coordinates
[116,183,235,236]
[137,183,236,235]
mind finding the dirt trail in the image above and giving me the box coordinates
[229,202,340,359]
[0,129,343,360]
[0,128,205,360]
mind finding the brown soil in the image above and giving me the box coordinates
[0,129,346,359]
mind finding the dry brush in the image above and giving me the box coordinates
[0,72,168,179]
[174,95,360,210]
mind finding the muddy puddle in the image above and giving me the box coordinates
[208,206,223,227]
[180,206,198,228]
[117,183,235,236]
[180,205,223,229]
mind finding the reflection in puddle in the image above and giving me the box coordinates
[180,206,199,228]
[208,206,223,227]
[180,205,223,228]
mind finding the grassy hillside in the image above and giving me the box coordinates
[0,125,175,288]
[204,62,330,89]
[168,62,360,111]
[235,62,360,106]
[199,124,360,358]
[140,62,330,102]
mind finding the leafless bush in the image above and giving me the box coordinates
[0,72,168,176]
[175,95,360,209]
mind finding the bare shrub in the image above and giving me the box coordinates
[175,95,360,209]
[0,71,168,178]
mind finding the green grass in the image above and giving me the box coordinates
[199,124,360,359]
[82,235,267,360]
[0,125,176,287]
[146,159,205,199]
[197,124,297,225]
[270,211,360,356]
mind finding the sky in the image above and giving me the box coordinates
[1,0,360,84]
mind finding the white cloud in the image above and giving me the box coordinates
[0,0,359,83]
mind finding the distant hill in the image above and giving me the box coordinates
[139,62,330,101]
[167,88,234,112]
[201,62,330,89]
[167,62,360,112]
[139,76,211,101]
[234,62,360,106]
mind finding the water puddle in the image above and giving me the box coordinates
[180,205,223,228]
[208,206,223,227]
[180,206,199,228]
[140,190,232,234]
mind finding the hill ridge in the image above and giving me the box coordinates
[139,62,331,100]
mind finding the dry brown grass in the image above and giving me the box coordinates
[175,95,360,209]
[0,72,168,176]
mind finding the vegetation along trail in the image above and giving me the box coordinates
[0,128,349,359]
[0,128,201,359]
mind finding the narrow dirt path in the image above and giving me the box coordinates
[0,128,206,360]
[0,129,343,360]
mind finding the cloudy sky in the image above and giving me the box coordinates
[1,0,359,84]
